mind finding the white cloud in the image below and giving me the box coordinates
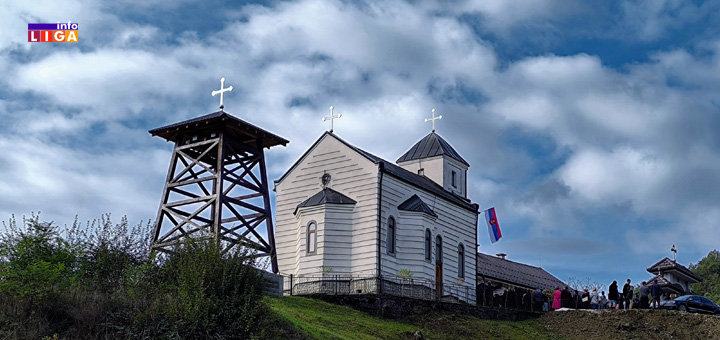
[0,136,167,224]
[559,147,668,210]
[12,49,203,117]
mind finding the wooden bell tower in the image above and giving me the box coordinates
[148,80,287,273]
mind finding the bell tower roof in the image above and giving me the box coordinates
[396,132,469,166]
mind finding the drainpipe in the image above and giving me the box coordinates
[473,203,479,306]
[376,162,385,284]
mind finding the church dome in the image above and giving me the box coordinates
[396,132,469,166]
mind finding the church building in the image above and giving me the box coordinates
[274,119,479,304]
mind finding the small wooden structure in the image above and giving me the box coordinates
[149,110,288,273]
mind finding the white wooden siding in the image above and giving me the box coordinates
[275,134,379,277]
[379,175,477,304]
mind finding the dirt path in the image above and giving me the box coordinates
[540,309,720,340]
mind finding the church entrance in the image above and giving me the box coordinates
[435,262,443,299]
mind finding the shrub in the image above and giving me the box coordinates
[0,214,269,339]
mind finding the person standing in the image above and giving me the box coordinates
[561,286,572,308]
[590,288,599,310]
[552,287,562,310]
[650,281,662,309]
[600,291,607,309]
[608,280,619,309]
[533,288,544,312]
[639,282,650,309]
[581,289,590,309]
[622,279,632,309]
[626,285,635,309]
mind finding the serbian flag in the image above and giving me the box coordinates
[486,207,502,243]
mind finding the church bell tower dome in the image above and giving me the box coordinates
[396,132,469,197]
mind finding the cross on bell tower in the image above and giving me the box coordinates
[211,77,233,111]
[671,244,677,262]
[425,108,442,132]
[149,78,288,273]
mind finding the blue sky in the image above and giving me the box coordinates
[2,0,720,289]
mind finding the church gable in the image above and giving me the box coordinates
[274,132,381,277]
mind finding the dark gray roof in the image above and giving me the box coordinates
[149,110,289,148]
[398,195,438,217]
[647,257,702,283]
[276,132,478,213]
[396,132,469,166]
[476,253,566,290]
[294,188,357,215]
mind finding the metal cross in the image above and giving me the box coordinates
[424,108,442,132]
[211,77,233,110]
[322,105,342,132]
[671,244,677,261]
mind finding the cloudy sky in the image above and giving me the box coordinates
[2,0,720,286]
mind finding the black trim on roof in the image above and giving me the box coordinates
[275,132,478,213]
[396,132,469,166]
[294,187,357,215]
[149,111,289,148]
[476,253,566,290]
[398,195,438,218]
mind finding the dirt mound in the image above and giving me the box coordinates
[540,309,720,340]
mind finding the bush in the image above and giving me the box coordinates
[0,214,269,339]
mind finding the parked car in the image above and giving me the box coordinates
[663,295,720,314]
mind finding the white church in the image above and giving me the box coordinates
[274,110,479,304]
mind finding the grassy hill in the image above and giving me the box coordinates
[267,296,720,340]
[266,296,556,340]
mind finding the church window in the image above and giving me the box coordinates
[451,171,457,188]
[458,243,465,278]
[425,229,431,261]
[435,235,443,263]
[388,217,396,254]
[307,221,317,255]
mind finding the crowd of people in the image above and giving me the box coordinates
[478,278,673,312]
[539,279,670,311]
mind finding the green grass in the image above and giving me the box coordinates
[266,296,416,339]
[266,296,561,340]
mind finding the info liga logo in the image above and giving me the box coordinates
[28,22,78,42]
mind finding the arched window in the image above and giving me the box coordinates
[307,221,317,255]
[458,243,465,278]
[387,217,396,254]
[435,235,443,263]
[425,229,432,261]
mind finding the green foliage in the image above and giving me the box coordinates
[0,213,269,339]
[152,240,265,337]
[690,249,720,303]
[0,214,79,301]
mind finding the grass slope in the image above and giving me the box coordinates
[266,296,560,340]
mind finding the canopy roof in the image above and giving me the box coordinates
[149,111,288,148]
